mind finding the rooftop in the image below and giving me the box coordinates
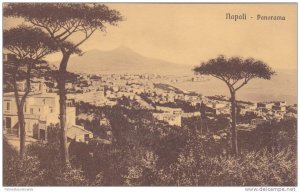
[67,125,92,140]
[4,92,59,98]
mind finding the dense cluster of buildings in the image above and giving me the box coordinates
[3,54,297,144]
[237,101,297,131]
[153,106,201,127]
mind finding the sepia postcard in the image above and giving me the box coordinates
[1,2,297,190]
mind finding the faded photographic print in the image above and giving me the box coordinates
[2,3,297,187]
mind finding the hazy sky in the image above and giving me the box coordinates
[4,3,297,70]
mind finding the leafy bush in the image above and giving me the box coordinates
[3,107,297,186]
[4,124,89,186]
[55,168,88,186]
[160,147,296,186]
[3,139,44,186]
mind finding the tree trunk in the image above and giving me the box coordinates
[18,110,26,158]
[58,53,71,167]
[20,63,33,158]
[200,117,203,135]
[11,65,30,159]
[230,90,238,156]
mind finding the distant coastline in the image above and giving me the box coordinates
[170,81,296,105]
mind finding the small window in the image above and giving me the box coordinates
[6,102,11,111]
[5,117,11,128]
[30,108,34,114]
[84,134,90,141]
[24,104,27,113]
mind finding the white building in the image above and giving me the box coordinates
[3,92,91,142]
[153,106,183,126]
[67,125,93,143]
[156,106,183,115]
[257,102,274,109]
[31,81,48,93]
[153,113,181,127]
[182,111,201,118]
[272,105,286,112]
[250,118,270,127]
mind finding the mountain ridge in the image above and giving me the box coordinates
[55,46,191,75]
